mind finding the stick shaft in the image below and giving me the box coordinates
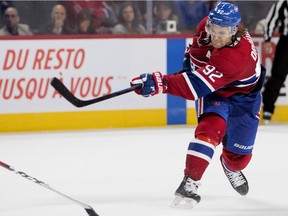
[0,161,99,216]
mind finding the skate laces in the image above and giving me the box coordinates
[221,157,246,187]
[184,177,200,194]
[226,171,246,187]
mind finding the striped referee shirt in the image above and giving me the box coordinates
[264,0,288,42]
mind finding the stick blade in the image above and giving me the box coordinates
[50,77,84,108]
[50,77,143,108]
[85,207,99,216]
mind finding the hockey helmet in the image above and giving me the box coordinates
[208,1,241,28]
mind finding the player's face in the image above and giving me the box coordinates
[209,24,233,48]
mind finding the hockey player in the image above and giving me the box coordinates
[130,2,265,208]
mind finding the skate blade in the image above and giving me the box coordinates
[170,195,198,209]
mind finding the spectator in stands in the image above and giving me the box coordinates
[74,8,95,34]
[112,2,147,35]
[36,4,73,35]
[0,7,32,36]
[62,0,116,34]
[153,1,179,34]
[107,1,145,26]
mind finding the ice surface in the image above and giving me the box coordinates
[1,125,288,216]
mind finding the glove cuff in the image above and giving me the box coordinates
[152,71,167,95]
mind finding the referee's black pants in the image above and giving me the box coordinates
[262,35,288,114]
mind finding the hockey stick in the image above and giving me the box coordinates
[51,78,142,108]
[0,161,99,216]
[50,69,186,108]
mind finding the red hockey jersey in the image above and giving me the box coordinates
[164,17,262,100]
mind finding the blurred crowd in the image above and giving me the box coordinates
[0,0,275,36]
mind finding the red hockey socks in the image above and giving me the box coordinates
[184,138,216,181]
[221,147,252,171]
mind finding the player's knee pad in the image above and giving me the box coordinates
[195,113,226,145]
[221,147,252,171]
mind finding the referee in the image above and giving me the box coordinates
[262,0,288,123]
